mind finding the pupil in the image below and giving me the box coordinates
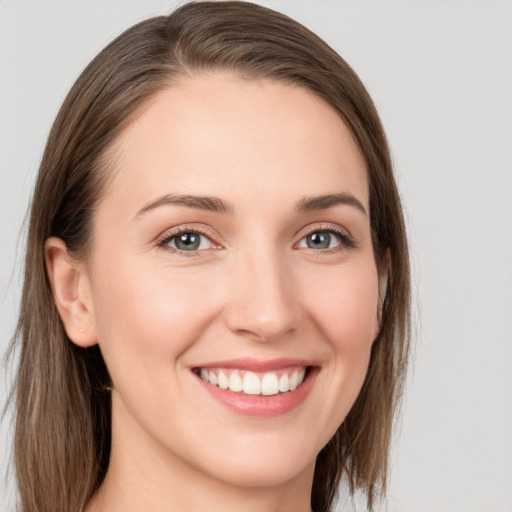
[307,232,330,249]
[176,233,199,250]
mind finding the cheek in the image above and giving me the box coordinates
[89,255,220,380]
[304,261,380,349]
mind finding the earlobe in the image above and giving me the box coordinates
[44,237,97,347]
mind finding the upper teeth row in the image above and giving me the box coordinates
[199,368,306,395]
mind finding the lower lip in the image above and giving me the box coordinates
[195,368,318,417]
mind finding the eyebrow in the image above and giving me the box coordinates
[135,194,234,218]
[295,193,367,216]
[135,191,367,219]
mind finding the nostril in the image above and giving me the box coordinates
[233,326,296,343]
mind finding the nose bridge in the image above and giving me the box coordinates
[225,241,298,342]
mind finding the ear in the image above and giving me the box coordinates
[45,237,97,347]
[375,248,391,335]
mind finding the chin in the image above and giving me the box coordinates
[201,452,316,489]
[176,426,322,490]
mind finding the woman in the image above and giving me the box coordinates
[8,2,410,511]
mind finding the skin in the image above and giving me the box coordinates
[46,73,387,512]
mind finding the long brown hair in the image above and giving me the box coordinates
[7,2,410,511]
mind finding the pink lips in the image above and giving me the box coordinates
[192,358,318,417]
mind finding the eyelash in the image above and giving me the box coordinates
[156,223,356,256]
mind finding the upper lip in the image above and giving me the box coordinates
[191,357,316,372]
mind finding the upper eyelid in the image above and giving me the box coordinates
[295,222,352,239]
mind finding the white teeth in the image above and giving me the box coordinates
[217,371,229,389]
[208,371,218,386]
[228,373,243,392]
[198,367,308,395]
[243,371,261,395]
[278,373,290,392]
[261,373,279,395]
[289,370,298,390]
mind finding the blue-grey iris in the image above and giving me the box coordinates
[175,233,200,250]
[307,232,331,249]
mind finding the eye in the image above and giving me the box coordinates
[297,230,341,250]
[296,226,355,252]
[160,231,215,252]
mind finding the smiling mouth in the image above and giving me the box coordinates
[193,366,311,396]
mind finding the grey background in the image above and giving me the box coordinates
[1,1,511,511]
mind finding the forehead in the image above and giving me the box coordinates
[104,73,368,214]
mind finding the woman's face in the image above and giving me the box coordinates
[83,74,384,489]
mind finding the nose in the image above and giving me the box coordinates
[223,248,298,342]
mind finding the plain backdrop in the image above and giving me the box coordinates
[1,1,511,511]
